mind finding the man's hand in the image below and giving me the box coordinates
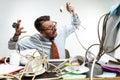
[66,2,75,16]
[14,20,26,36]
[13,20,26,41]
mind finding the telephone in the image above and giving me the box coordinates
[12,22,19,29]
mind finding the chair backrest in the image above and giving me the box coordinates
[65,49,70,58]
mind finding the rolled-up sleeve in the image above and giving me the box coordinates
[72,13,81,29]
[64,13,81,37]
[8,38,17,49]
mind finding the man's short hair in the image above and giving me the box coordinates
[34,15,50,32]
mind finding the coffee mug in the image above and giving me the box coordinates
[5,53,21,66]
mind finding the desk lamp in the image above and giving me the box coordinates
[87,4,120,80]
[84,4,120,79]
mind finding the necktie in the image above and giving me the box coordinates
[51,40,60,59]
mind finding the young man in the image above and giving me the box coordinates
[8,2,80,59]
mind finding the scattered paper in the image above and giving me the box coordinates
[0,64,24,74]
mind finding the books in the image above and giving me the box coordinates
[0,64,24,75]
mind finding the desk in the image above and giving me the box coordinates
[20,76,120,80]
[64,77,120,80]
[0,59,120,80]
[2,77,120,80]
[0,68,120,80]
[13,71,119,80]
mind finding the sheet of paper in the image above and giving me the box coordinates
[0,64,24,74]
[62,73,86,79]
[96,72,117,78]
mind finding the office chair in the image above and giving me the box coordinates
[65,49,70,58]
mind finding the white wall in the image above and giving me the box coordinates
[0,0,119,58]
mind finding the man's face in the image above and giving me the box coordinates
[41,20,57,40]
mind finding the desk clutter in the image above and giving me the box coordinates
[101,60,120,76]
[0,55,86,80]
[0,55,119,80]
